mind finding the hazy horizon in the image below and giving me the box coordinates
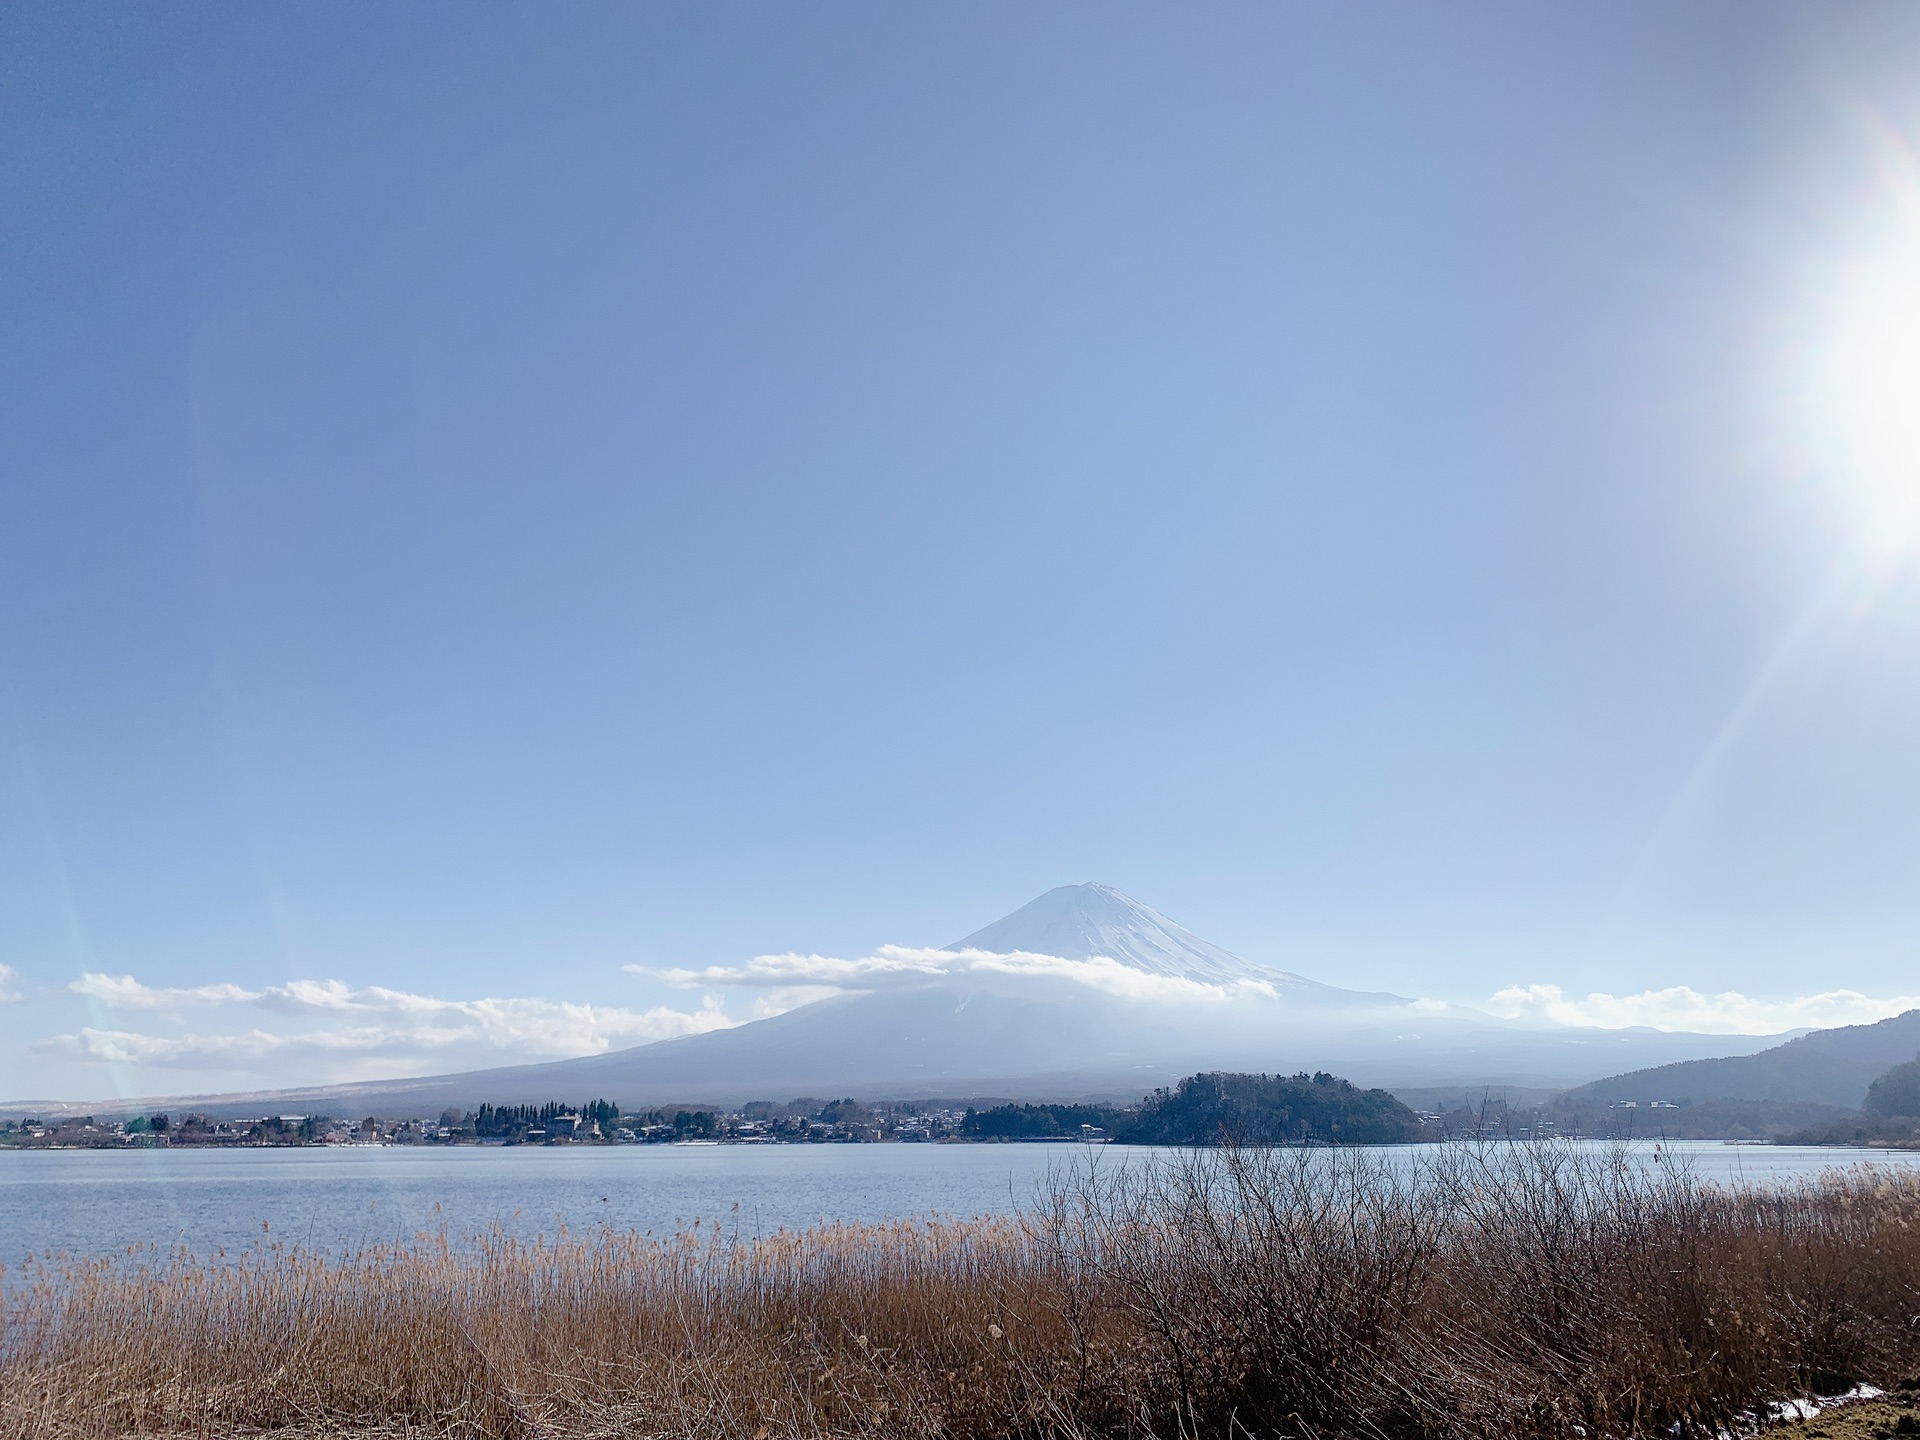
[7,6,1920,1101]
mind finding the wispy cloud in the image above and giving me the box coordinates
[52,973,737,1076]
[53,1026,411,1066]
[630,944,1283,1007]
[0,964,20,1003]
[70,974,261,1008]
[1486,983,1920,1035]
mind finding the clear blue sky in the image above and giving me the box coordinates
[6,5,1920,1098]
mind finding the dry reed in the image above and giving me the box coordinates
[5,1144,1919,1440]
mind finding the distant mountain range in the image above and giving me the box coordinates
[22,883,1799,1120]
[1568,1008,1920,1109]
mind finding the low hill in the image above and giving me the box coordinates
[1868,1058,1920,1119]
[1124,1071,1422,1145]
[1569,1009,1920,1109]
[962,1071,1423,1145]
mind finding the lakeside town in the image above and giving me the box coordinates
[13,1071,1862,1151]
[0,1074,1416,1148]
[8,1063,1917,1152]
[0,1098,980,1149]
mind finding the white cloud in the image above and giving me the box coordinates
[630,944,1282,1007]
[0,964,20,1003]
[70,973,261,1008]
[50,972,738,1077]
[748,986,843,1019]
[52,1026,384,1066]
[1486,983,1920,1035]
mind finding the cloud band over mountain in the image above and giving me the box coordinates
[629,944,1287,1005]
[1486,983,1920,1035]
[51,974,735,1080]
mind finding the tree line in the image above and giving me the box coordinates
[470,1100,621,1139]
[961,1071,1424,1145]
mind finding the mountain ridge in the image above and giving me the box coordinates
[1568,1008,1920,1109]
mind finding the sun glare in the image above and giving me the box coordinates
[1796,126,1920,553]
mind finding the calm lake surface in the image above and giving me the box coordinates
[3,1141,1917,1266]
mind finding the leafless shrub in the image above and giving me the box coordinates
[5,1146,1920,1439]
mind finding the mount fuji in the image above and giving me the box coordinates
[121,883,1786,1118]
[951,882,1363,992]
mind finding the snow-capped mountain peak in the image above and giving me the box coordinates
[950,882,1308,988]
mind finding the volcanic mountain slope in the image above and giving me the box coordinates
[948,883,1385,995]
[1569,1008,1920,1109]
[62,883,1789,1119]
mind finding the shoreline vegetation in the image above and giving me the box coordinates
[7,1144,1920,1438]
[8,1067,1919,1152]
[0,1072,1430,1151]
[7,1067,1912,1159]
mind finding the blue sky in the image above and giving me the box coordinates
[6,5,1920,1100]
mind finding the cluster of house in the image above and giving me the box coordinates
[470,1106,975,1146]
[649,1109,972,1144]
[0,1113,330,1148]
[1410,1095,1690,1143]
[1413,1110,1569,1142]
[0,1103,977,1148]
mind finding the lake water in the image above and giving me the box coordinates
[3,1141,1917,1267]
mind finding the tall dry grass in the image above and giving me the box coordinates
[4,1144,1919,1440]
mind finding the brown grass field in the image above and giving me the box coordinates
[4,1143,1920,1440]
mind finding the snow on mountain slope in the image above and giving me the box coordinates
[951,882,1403,1003]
